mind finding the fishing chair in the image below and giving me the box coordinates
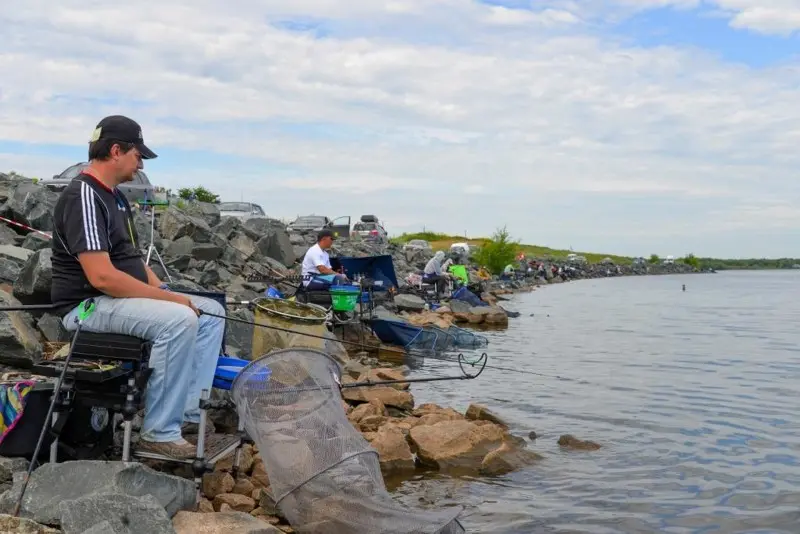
[17,292,251,498]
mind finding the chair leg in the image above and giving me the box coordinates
[230,417,246,479]
[193,389,211,502]
[121,375,137,462]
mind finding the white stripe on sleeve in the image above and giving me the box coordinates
[80,182,101,250]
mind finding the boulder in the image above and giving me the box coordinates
[408,420,506,470]
[0,290,43,367]
[36,313,69,342]
[0,182,58,232]
[213,493,256,513]
[58,493,175,534]
[558,434,601,451]
[173,511,283,534]
[166,236,195,257]
[0,224,20,246]
[0,461,196,525]
[0,245,33,283]
[12,248,52,305]
[254,230,295,268]
[341,384,414,411]
[159,208,213,243]
[20,233,50,251]
[347,398,388,424]
[202,471,235,499]
[183,202,221,227]
[370,426,415,472]
[480,441,542,476]
[193,243,223,262]
[394,294,426,313]
[465,404,509,429]
[0,514,59,534]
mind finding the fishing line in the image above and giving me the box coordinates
[200,310,582,383]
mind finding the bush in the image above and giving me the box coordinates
[178,186,220,204]
[473,226,519,275]
[648,254,660,264]
[681,253,700,268]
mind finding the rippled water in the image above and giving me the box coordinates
[393,271,800,533]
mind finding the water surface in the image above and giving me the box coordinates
[395,271,800,533]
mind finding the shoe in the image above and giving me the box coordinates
[136,438,196,459]
[182,419,216,437]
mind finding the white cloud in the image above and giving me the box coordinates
[0,0,798,256]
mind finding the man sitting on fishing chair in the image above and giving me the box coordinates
[50,115,226,460]
[301,229,349,290]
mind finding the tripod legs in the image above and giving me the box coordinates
[145,244,173,283]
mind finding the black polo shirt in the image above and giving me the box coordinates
[51,173,147,313]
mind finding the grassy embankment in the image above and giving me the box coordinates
[391,232,800,271]
[390,231,633,265]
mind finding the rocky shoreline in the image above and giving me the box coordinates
[0,173,678,532]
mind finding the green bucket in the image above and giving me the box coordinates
[329,285,361,312]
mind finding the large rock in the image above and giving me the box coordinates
[0,290,43,367]
[254,230,295,268]
[468,305,508,325]
[0,514,59,534]
[159,208,213,243]
[12,248,52,305]
[370,426,415,472]
[172,511,282,534]
[58,493,175,534]
[341,384,414,411]
[0,461,196,525]
[0,245,34,283]
[20,233,50,251]
[393,294,426,312]
[0,182,58,232]
[408,420,506,470]
[465,404,509,429]
[480,441,542,476]
[0,224,20,246]
[183,202,221,227]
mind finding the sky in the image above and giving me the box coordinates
[1,1,799,259]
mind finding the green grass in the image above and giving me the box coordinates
[391,232,634,265]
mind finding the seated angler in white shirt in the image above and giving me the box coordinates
[301,229,349,290]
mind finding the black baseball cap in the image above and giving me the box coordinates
[318,229,335,241]
[90,115,158,159]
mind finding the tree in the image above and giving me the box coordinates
[648,254,660,264]
[473,226,519,275]
[681,253,700,268]
[178,186,220,204]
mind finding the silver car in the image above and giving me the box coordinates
[219,202,266,220]
[45,162,155,204]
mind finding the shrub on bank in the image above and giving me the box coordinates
[473,226,519,275]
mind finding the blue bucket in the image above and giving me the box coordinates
[213,356,272,390]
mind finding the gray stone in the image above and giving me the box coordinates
[0,461,195,525]
[11,248,52,305]
[447,299,472,314]
[58,493,175,534]
[183,201,221,227]
[166,236,195,257]
[394,293,426,312]
[229,233,257,260]
[159,208,213,243]
[0,224,20,246]
[0,245,34,283]
[0,290,43,367]
[254,230,295,267]
[20,232,50,251]
[192,243,223,262]
[36,313,68,342]
[0,182,59,232]
[242,217,285,234]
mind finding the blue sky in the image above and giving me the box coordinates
[1,0,799,258]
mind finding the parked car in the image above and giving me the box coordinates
[402,239,432,253]
[287,215,351,239]
[219,202,266,220]
[353,215,387,243]
[45,162,155,204]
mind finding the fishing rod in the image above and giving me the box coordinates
[199,309,488,382]
[200,308,580,382]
